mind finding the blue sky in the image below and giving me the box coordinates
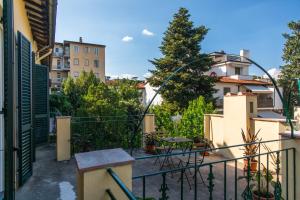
[55,0,300,79]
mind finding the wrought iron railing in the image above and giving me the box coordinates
[133,139,296,200]
[70,116,143,154]
[107,168,137,200]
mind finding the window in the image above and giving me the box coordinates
[74,46,79,53]
[223,87,231,95]
[250,102,254,113]
[55,48,59,52]
[57,59,61,68]
[74,58,79,65]
[235,67,241,75]
[84,59,89,66]
[73,72,79,78]
[57,72,61,79]
[94,47,99,56]
[94,59,99,68]
[84,47,90,53]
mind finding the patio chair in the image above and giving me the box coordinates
[153,131,170,166]
[177,142,208,189]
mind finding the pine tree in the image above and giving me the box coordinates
[279,20,300,107]
[147,7,215,110]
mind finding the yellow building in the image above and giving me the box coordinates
[50,38,106,90]
[1,0,57,199]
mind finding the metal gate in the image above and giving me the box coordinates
[32,64,49,145]
[17,32,33,186]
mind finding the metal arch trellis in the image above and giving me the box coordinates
[130,53,296,155]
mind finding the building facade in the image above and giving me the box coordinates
[50,38,106,90]
[1,0,57,199]
[208,50,283,110]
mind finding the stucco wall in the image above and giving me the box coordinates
[14,0,38,53]
[69,43,105,82]
[280,137,300,200]
[144,83,163,106]
[205,94,285,167]
[213,82,239,100]
[77,165,132,200]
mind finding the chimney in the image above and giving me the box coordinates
[240,49,250,62]
[79,37,83,43]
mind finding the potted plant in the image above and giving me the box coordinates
[144,132,157,154]
[241,129,261,172]
[193,137,210,156]
[193,136,206,147]
[251,165,276,200]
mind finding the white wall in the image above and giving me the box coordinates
[267,86,283,110]
[213,82,239,99]
[0,11,4,196]
[144,83,163,106]
[207,64,227,76]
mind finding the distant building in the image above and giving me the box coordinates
[209,50,283,110]
[50,37,106,91]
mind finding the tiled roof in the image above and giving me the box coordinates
[137,82,145,89]
[218,76,271,85]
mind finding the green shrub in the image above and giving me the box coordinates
[178,96,214,139]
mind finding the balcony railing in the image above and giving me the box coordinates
[70,116,143,154]
[107,168,137,200]
[53,52,63,57]
[132,139,295,200]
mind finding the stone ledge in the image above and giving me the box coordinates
[280,131,300,139]
[75,148,134,173]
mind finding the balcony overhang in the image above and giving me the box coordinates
[244,85,273,93]
[24,0,57,51]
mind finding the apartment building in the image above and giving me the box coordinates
[208,50,283,110]
[50,38,106,90]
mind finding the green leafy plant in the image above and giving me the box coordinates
[144,132,157,146]
[178,96,214,139]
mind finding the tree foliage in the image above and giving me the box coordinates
[49,71,144,152]
[147,7,216,110]
[178,96,214,139]
[151,96,214,139]
[279,20,300,108]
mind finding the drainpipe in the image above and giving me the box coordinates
[3,0,15,199]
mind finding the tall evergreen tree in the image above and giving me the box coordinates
[279,20,300,108]
[147,7,216,110]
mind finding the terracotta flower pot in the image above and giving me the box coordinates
[243,159,258,172]
[252,191,274,200]
[145,145,156,154]
[194,142,206,148]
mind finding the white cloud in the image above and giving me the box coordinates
[107,73,138,80]
[143,72,152,78]
[142,29,154,36]
[122,36,133,42]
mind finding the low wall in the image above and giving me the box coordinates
[205,114,287,167]
[280,135,300,200]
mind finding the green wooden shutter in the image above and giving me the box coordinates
[32,64,49,145]
[17,32,33,186]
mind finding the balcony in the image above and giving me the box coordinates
[213,55,250,64]
[16,114,300,200]
[52,52,63,57]
[52,65,70,71]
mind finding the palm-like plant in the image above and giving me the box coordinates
[241,129,261,159]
